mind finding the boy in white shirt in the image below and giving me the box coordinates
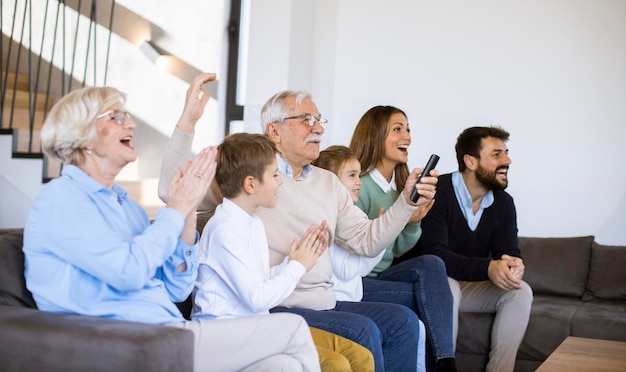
[192,133,374,371]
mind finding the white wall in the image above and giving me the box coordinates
[244,0,626,245]
[106,0,227,152]
[0,136,43,228]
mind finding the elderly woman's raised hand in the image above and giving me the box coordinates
[176,73,217,134]
[167,146,217,219]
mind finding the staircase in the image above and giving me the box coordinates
[1,0,239,226]
[0,70,165,224]
[1,0,167,226]
[0,57,59,227]
[1,66,62,180]
[0,66,165,224]
[0,132,44,228]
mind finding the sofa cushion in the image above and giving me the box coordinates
[584,242,626,301]
[456,312,492,372]
[0,305,194,371]
[519,236,593,297]
[455,353,489,372]
[0,229,36,308]
[571,300,626,342]
[457,312,493,355]
[516,295,580,362]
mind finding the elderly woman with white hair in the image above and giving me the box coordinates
[22,75,321,372]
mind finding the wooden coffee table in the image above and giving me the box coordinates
[537,336,626,371]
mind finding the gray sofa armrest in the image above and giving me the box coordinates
[0,305,194,372]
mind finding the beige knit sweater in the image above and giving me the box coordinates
[159,128,417,310]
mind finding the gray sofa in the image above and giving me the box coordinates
[0,229,194,372]
[456,236,626,371]
[3,227,626,372]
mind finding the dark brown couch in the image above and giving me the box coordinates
[0,229,194,372]
[455,236,626,371]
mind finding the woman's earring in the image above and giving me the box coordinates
[85,148,92,155]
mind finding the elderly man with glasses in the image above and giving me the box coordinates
[159,73,440,371]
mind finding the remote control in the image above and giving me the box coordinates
[410,154,440,203]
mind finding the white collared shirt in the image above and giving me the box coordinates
[369,168,396,193]
[192,198,305,320]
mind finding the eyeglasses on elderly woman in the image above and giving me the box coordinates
[96,109,132,126]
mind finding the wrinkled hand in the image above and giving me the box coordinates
[488,257,523,291]
[288,220,329,271]
[177,72,217,133]
[167,146,217,219]
[403,167,439,207]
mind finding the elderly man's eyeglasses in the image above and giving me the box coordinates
[96,109,132,125]
[280,113,328,129]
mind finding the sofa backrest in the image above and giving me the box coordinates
[0,229,37,308]
[520,236,593,298]
[583,241,626,301]
[520,236,626,301]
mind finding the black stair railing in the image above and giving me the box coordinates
[1,0,115,180]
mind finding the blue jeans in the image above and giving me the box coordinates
[363,254,455,370]
[271,300,420,372]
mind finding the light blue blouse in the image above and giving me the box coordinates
[23,165,198,324]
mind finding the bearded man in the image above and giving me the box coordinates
[402,126,533,372]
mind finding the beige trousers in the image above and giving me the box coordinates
[168,312,320,372]
[448,277,533,372]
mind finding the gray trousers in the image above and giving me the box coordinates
[168,312,320,372]
[448,277,533,372]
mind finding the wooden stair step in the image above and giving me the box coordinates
[1,107,46,130]
[2,72,31,91]
[2,88,55,110]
